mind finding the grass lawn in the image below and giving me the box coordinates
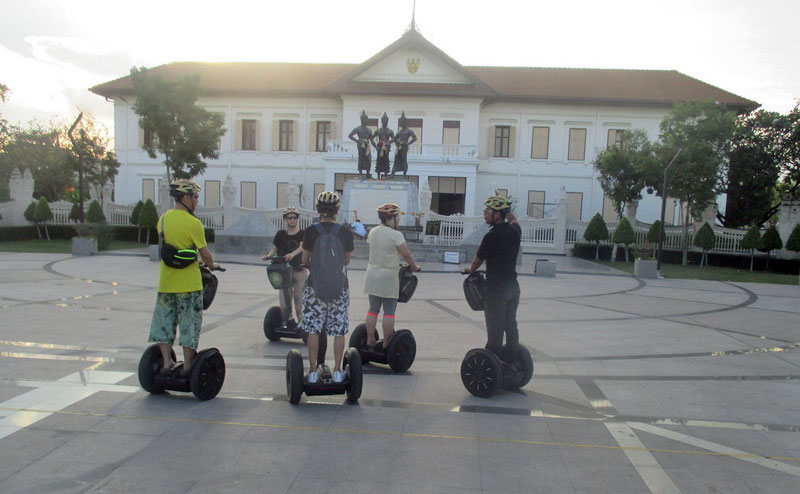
[0,239,147,253]
[594,260,798,285]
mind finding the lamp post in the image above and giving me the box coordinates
[657,149,682,275]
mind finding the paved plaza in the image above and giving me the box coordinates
[1,249,799,493]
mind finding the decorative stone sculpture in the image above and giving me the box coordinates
[348,110,373,177]
[372,112,394,179]
[392,112,417,177]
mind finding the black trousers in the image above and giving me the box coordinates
[483,280,520,361]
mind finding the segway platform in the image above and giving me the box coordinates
[349,323,416,373]
[285,348,362,404]
[263,257,307,342]
[138,344,226,401]
[460,345,533,398]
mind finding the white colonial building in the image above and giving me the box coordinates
[91,27,755,225]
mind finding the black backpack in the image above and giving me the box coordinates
[309,223,347,301]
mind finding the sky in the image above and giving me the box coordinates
[1,0,798,135]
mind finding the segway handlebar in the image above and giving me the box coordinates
[263,255,288,263]
[200,262,225,272]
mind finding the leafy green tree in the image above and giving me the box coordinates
[65,114,120,208]
[693,222,716,267]
[0,83,9,153]
[644,102,736,266]
[33,197,53,240]
[130,200,144,242]
[647,220,661,257]
[739,224,762,271]
[583,213,609,260]
[0,123,74,201]
[612,217,636,262]
[594,129,655,216]
[130,66,226,180]
[23,201,39,238]
[786,223,800,253]
[86,199,106,223]
[139,199,159,244]
[69,201,83,223]
[758,225,783,270]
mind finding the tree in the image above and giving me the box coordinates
[24,201,39,239]
[758,225,783,270]
[86,199,106,223]
[612,217,636,262]
[65,113,120,213]
[594,129,655,215]
[693,223,716,267]
[33,197,53,240]
[645,102,736,266]
[139,199,159,244]
[740,224,761,271]
[786,224,800,254]
[583,213,609,260]
[647,220,661,257]
[69,201,83,223]
[130,66,226,180]
[0,83,9,153]
[0,123,75,201]
[130,200,144,242]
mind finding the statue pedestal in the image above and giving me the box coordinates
[342,179,418,226]
[215,212,279,254]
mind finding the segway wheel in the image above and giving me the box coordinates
[386,329,416,373]
[286,349,304,405]
[506,344,534,389]
[138,344,175,394]
[189,348,226,401]
[461,348,503,398]
[263,306,282,341]
[344,347,363,402]
[348,323,378,364]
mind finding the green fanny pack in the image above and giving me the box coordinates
[159,215,197,269]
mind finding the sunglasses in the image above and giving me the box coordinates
[285,215,299,220]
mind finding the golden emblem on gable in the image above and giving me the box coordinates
[406,57,420,74]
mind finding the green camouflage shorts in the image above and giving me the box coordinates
[148,291,203,349]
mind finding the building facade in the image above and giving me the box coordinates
[91,28,756,224]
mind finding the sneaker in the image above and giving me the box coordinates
[307,371,319,384]
[333,370,345,383]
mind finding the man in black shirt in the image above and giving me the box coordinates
[262,207,306,323]
[467,195,522,361]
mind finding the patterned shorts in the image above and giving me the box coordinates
[148,291,203,349]
[301,285,349,336]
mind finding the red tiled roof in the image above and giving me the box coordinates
[90,62,757,110]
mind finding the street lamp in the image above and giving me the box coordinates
[657,149,682,275]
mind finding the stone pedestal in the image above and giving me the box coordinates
[341,179,418,225]
[148,244,160,262]
[634,259,658,279]
[534,259,556,277]
[215,211,279,254]
[71,237,97,256]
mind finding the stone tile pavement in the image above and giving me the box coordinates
[0,249,799,493]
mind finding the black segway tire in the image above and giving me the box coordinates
[461,348,503,398]
[264,306,282,341]
[348,323,378,364]
[189,348,226,401]
[386,329,416,373]
[286,349,304,405]
[344,347,363,402]
[506,344,534,389]
[138,344,175,394]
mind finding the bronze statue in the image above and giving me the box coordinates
[372,112,394,179]
[348,110,373,177]
[392,112,417,177]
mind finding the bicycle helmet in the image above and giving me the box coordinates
[483,195,512,213]
[282,206,300,218]
[169,179,201,199]
[316,191,340,216]
[376,203,401,223]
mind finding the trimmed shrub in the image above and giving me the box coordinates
[612,217,636,262]
[130,200,144,242]
[758,225,783,269]
[86,200,106,223]
[138,199,159,244]
[740,224,761,271]
[786,224,800,253]
[68,202,83,223]
[693,222,716,267]
[583,213,609,261]
[33,197,53,240]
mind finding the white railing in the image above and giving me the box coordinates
[195,206,224,230]
[427,212,485,246]
[0,201,14,226]
[46,200,72,225]
[518,217,557,248]
[326,140,478,163]
[107,203,134,226]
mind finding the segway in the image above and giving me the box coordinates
[285,347,363,405]
[348,266,418,372]
[459,270,534,397]
[263,256,307,342]
[138,265,227,401]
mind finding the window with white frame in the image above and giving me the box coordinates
[494,126,511,158]
[241,181,257,208]
[528,190,545,219]
[242,119,257,151]
[531,126,549,159]
[607,129,625,149]
[205,180,221,207]
[279,120,293,151]
[442,120,460,145]
[142,179,155,203]
[566,192,583,220]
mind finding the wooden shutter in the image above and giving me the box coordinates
[309,121,317,152]
[254,120,261,151]
[234,119,243,151]
[291,120,298,151]
[488,126,496,157]
[532,127,549,159]
[568,129,586,161]
[508,127,516,158]
[138,126,145,148]
[329,121,336,143]
[272,120,280,151]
